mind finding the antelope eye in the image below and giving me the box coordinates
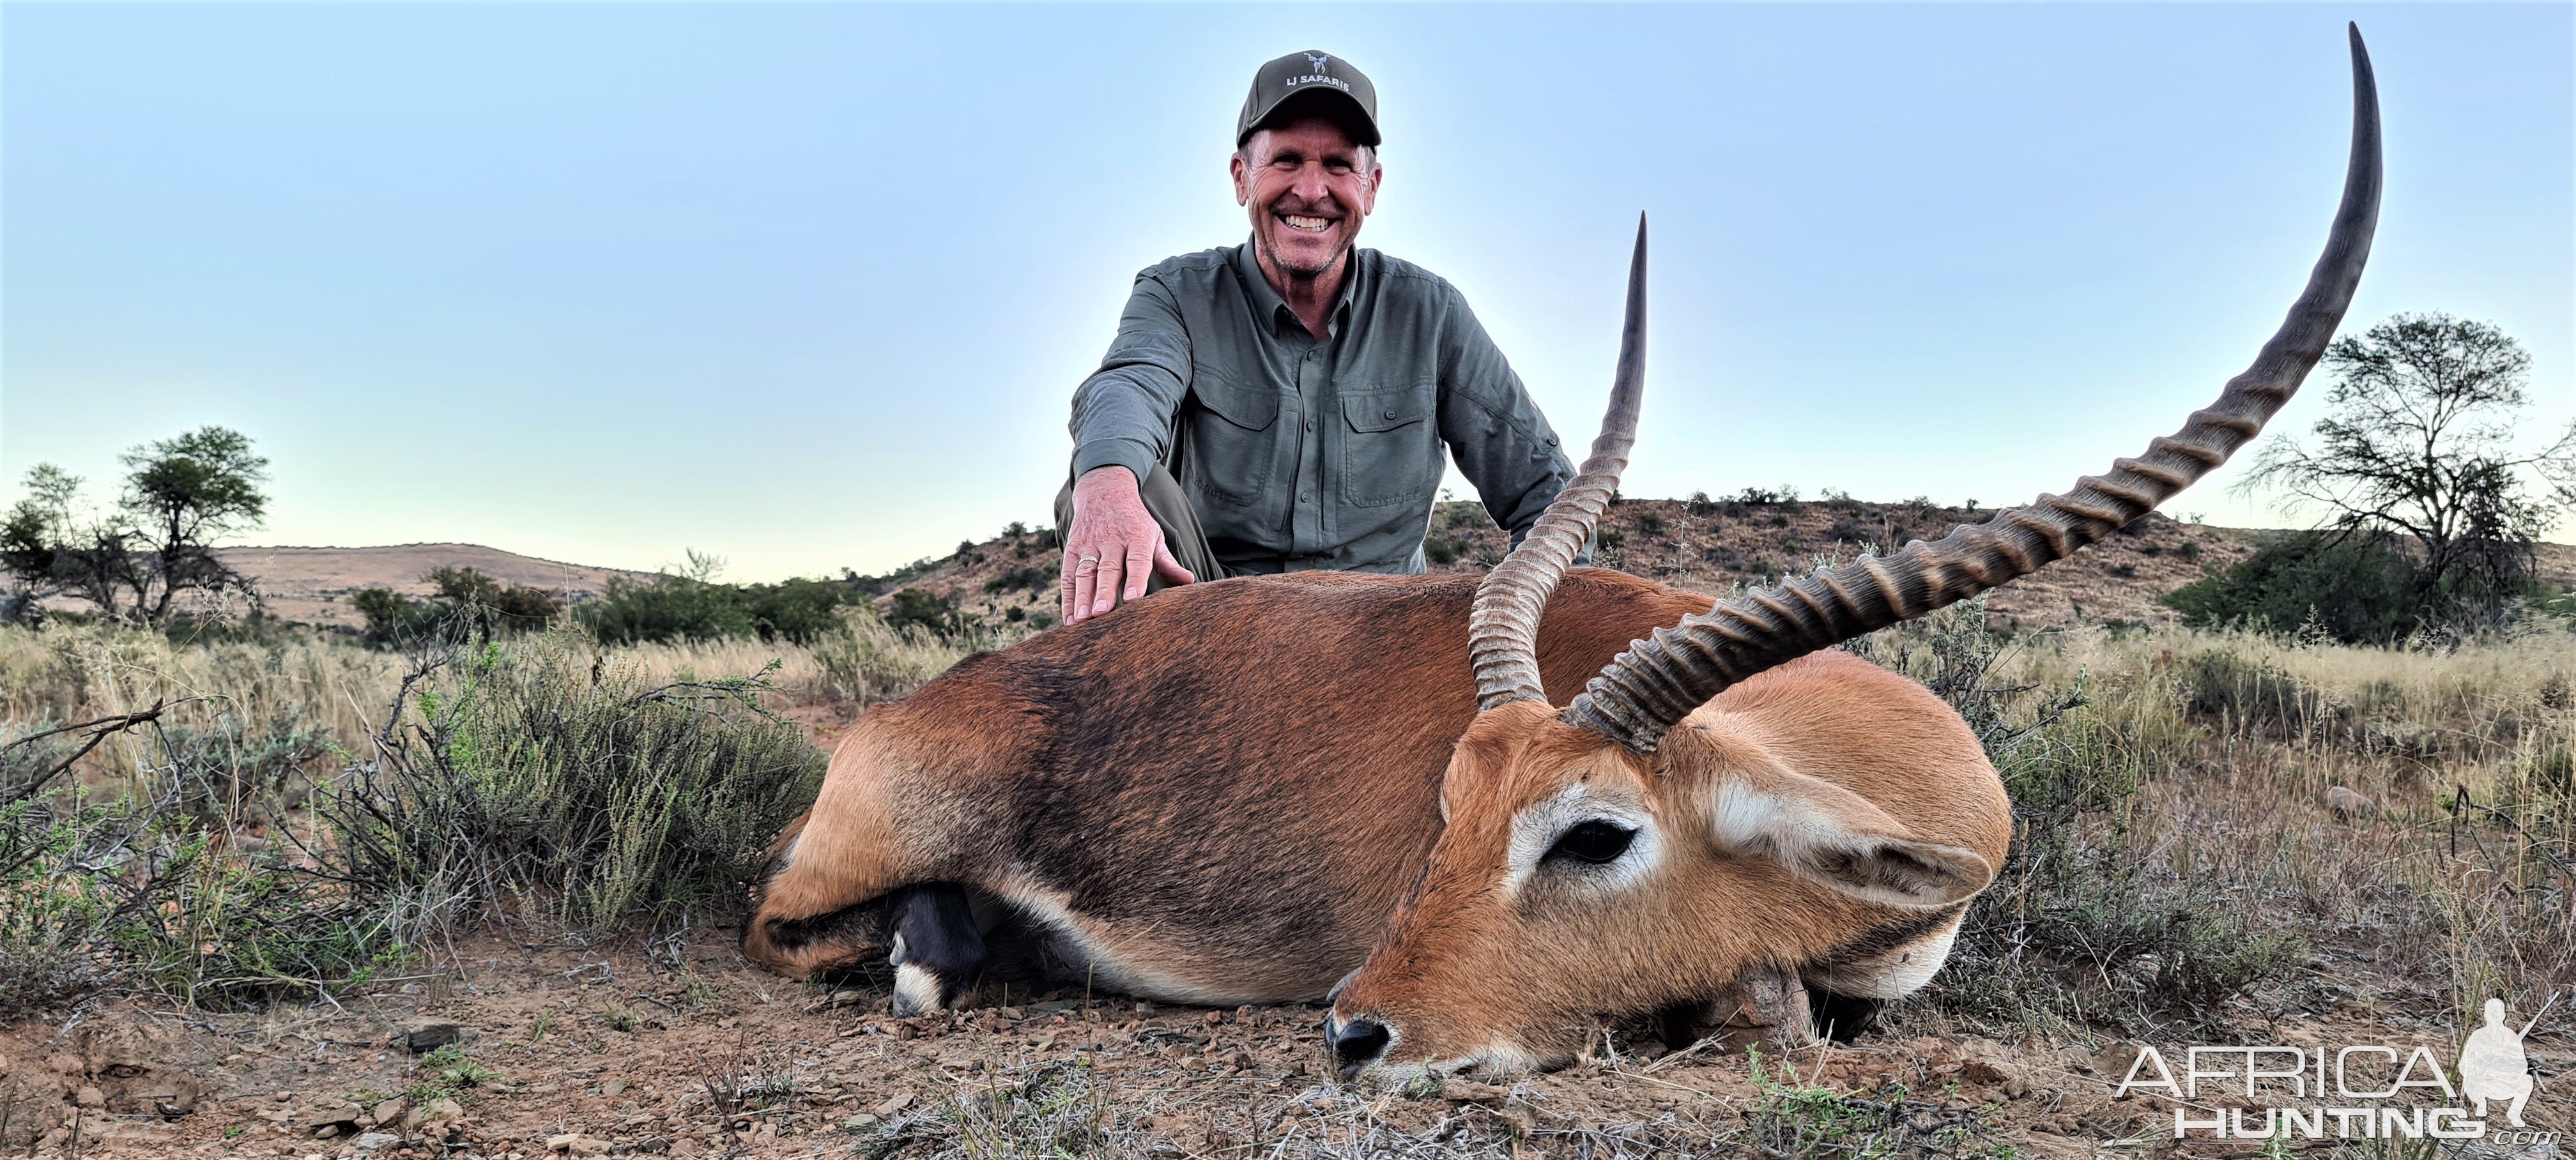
[1544,820,1636,866]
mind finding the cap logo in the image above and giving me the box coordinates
[1305,52,1331,72]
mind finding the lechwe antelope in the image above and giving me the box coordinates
[747,27,2380,1064]
[1319,27,2382,1078]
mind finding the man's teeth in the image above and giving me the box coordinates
[1282,215,1333,232]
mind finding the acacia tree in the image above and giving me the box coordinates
[1,427,270,626]
[2241,313,2575,629]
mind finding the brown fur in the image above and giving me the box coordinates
[745,567,1710,999]
[744,567,2007,1048]
[1329,652,2010,1072]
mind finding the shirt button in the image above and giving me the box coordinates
[1300,492,1312,503]
[1303,419,1315,431]
[1545,436,1559,446]
[1382,409,1398,420]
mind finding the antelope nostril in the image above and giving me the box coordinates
[1326,1016,1392,1074]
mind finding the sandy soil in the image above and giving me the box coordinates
[5,926,2565,1159]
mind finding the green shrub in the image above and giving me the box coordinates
[151,708,330,825]
[574,564,857,648]
[355,567,563,645]
[741,577,859,645]
[352,586,442,643]
[2161,531,2416,643]
[984,566,1055,595]
[885,588,973,637]
[0,798,401,1016]
[1422,538,1459,566]
[578,572,756,646]
[321,635,826,931]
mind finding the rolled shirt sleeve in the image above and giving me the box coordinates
[1434,281,1579,551]
[1070,273,1192,485]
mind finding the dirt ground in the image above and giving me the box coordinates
[5,924,2566,1159]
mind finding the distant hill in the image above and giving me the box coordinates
[216,544,654,629]
[884,498,2576,635]
[218,502,2576,635]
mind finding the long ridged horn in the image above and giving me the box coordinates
[1565,26,2382,753]
[1469,215,1650,709]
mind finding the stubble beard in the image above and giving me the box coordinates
[1261,230,1348,284]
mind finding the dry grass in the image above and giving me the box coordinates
[1879,615,2576,1047]
[3,590,2570,1154]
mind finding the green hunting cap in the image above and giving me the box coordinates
[1237,50,1380,148]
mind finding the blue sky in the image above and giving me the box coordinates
[5,3,2570,580]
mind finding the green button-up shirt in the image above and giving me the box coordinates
[1070,242,1577,576]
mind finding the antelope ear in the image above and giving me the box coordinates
[1705,766,1994,908]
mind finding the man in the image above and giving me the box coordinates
[1059,50,1579,624]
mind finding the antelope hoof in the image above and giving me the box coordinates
[885,884,985,1016]
[1701,965,1817,1054]
[891,963,951,1016]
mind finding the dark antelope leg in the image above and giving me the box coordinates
[1806,989,1887,1044]
[887,885,986,1016]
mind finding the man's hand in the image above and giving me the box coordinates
[1061,466,1194,624]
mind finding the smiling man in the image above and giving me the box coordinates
[1058,50,1581,623]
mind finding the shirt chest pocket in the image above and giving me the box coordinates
[1339,384,1441,508]
[1181,376,1292,516]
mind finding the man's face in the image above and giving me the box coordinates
[1231,116,1382,281]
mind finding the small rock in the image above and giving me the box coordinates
[306,1103,364,1129]
[602,1080,627,1097]
[871,1093,913,1117]
[1229,1050,1255,1071]
[402,1095,465,1131]
[2096,1040,2154,1090]
[829,989,864,1007]
[995,1005,1024,1019]
[1203,1011,1223,1027]
[2326,785,2373,820]
[398,1018,466,1053]
[1959,1057,2016,1084]
[355,1132,401,1154]
[369,1098,405,1127]
[73,1085,106,1109]
[546,1133,611,1156]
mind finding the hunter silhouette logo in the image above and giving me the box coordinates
[2113,992,2556,1142]
[2461,996,2541,1127]
[1305,52,1330,73]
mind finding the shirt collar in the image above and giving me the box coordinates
[1233,240,1363,340]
